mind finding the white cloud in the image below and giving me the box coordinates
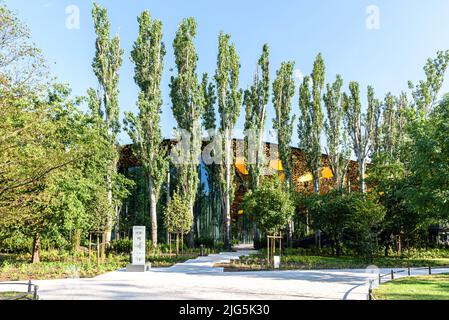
[294,69,304,82]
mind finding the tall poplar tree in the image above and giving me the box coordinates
[215,32,242,249]
[123,11,167,247]
[343,83,379,193]
[169,17,203,247]
[243,44,270,190]
[272,61,296,187]
[200,73,219,240]
[323,74,350,190]
[381,92,397,157]
[88,3,123,241]
[202,73,217,133]
[298,53,325,194]
[408,50,449,118]
[272,61,296,247]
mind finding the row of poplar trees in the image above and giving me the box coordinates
[89,3,449,249]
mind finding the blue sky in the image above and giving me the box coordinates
[5,0,449,145]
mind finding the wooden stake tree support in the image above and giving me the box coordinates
[267,233,282,267]
[88,231,107,264]
[168,232,184,256]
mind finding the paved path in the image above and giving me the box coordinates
[2,252,448,300]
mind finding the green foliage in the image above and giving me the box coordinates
[215,31,243,248]
[242,178,295,235]
[164,193,193,235]
[124,10,168,246]
[0,2,47,93]
[244,44,270,190]
[169,17,203,232]
[227,250,449,271]
[368,53,449,253]
[404,95,449,222]
[307,191,385,257]
[1,82,130,259]
[108,238,132,254]
[342,82,381,193]
[0,253,129,281]
[88,3,130,244]
[323,74,350,190]
[272,61,296,186]
[298,53,325,193]
[0,230,31,253]
[408,50,449,118]
[344,193,385,257]
[90,2,123,138]
[201,73,217,131]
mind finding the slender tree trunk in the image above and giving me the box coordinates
[106,157,117,242]
[31,233,40,263]
[255,122,265,189]
[224,132,232,249]
[359,158,366,193]
[313,167,320,194]
[106,176,113,242]
[305,209,310,235]
[149,175,158,247]
[74,229,81,252]
[287,221,293,248]
[286,180,293,248]
[334,170,342,192]
[113,205,120,240]
[166,169,171,244]
[188,206,195,248]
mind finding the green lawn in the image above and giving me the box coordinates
[373,274,449,300]
[218,250,449,271]
[281,255,449,269]
[0,291,34,300]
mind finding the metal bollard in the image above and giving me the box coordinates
[200,244,204,256]
[33,285,39,300]
[408,267,410,276]
[429,266,431,275]
[391,270,394,280]
[378,273,381,285]
[27,280,32,293]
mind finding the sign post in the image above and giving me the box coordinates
[126,226,146,272]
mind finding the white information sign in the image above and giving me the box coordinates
[273,255,280,269]
[132,226,146,265]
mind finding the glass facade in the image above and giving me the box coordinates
[118,140,361,245]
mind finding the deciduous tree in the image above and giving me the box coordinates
[343,83,380,193]
[298,53,325,194]
[88,3,124,241]
[124,10,168,247]
[215,32,242,249]
[169,17,203,247]
[323,74,350,190]
[244,44,270,190]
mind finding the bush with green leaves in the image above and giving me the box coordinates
[308,191,385,257]
[242,178,295,235]
[164,193,193,235]
[108,239,132,254]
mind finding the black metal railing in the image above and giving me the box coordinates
[368,265,449,300]
[0,280,39,300]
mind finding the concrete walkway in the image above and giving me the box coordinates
[2,252,448,300]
